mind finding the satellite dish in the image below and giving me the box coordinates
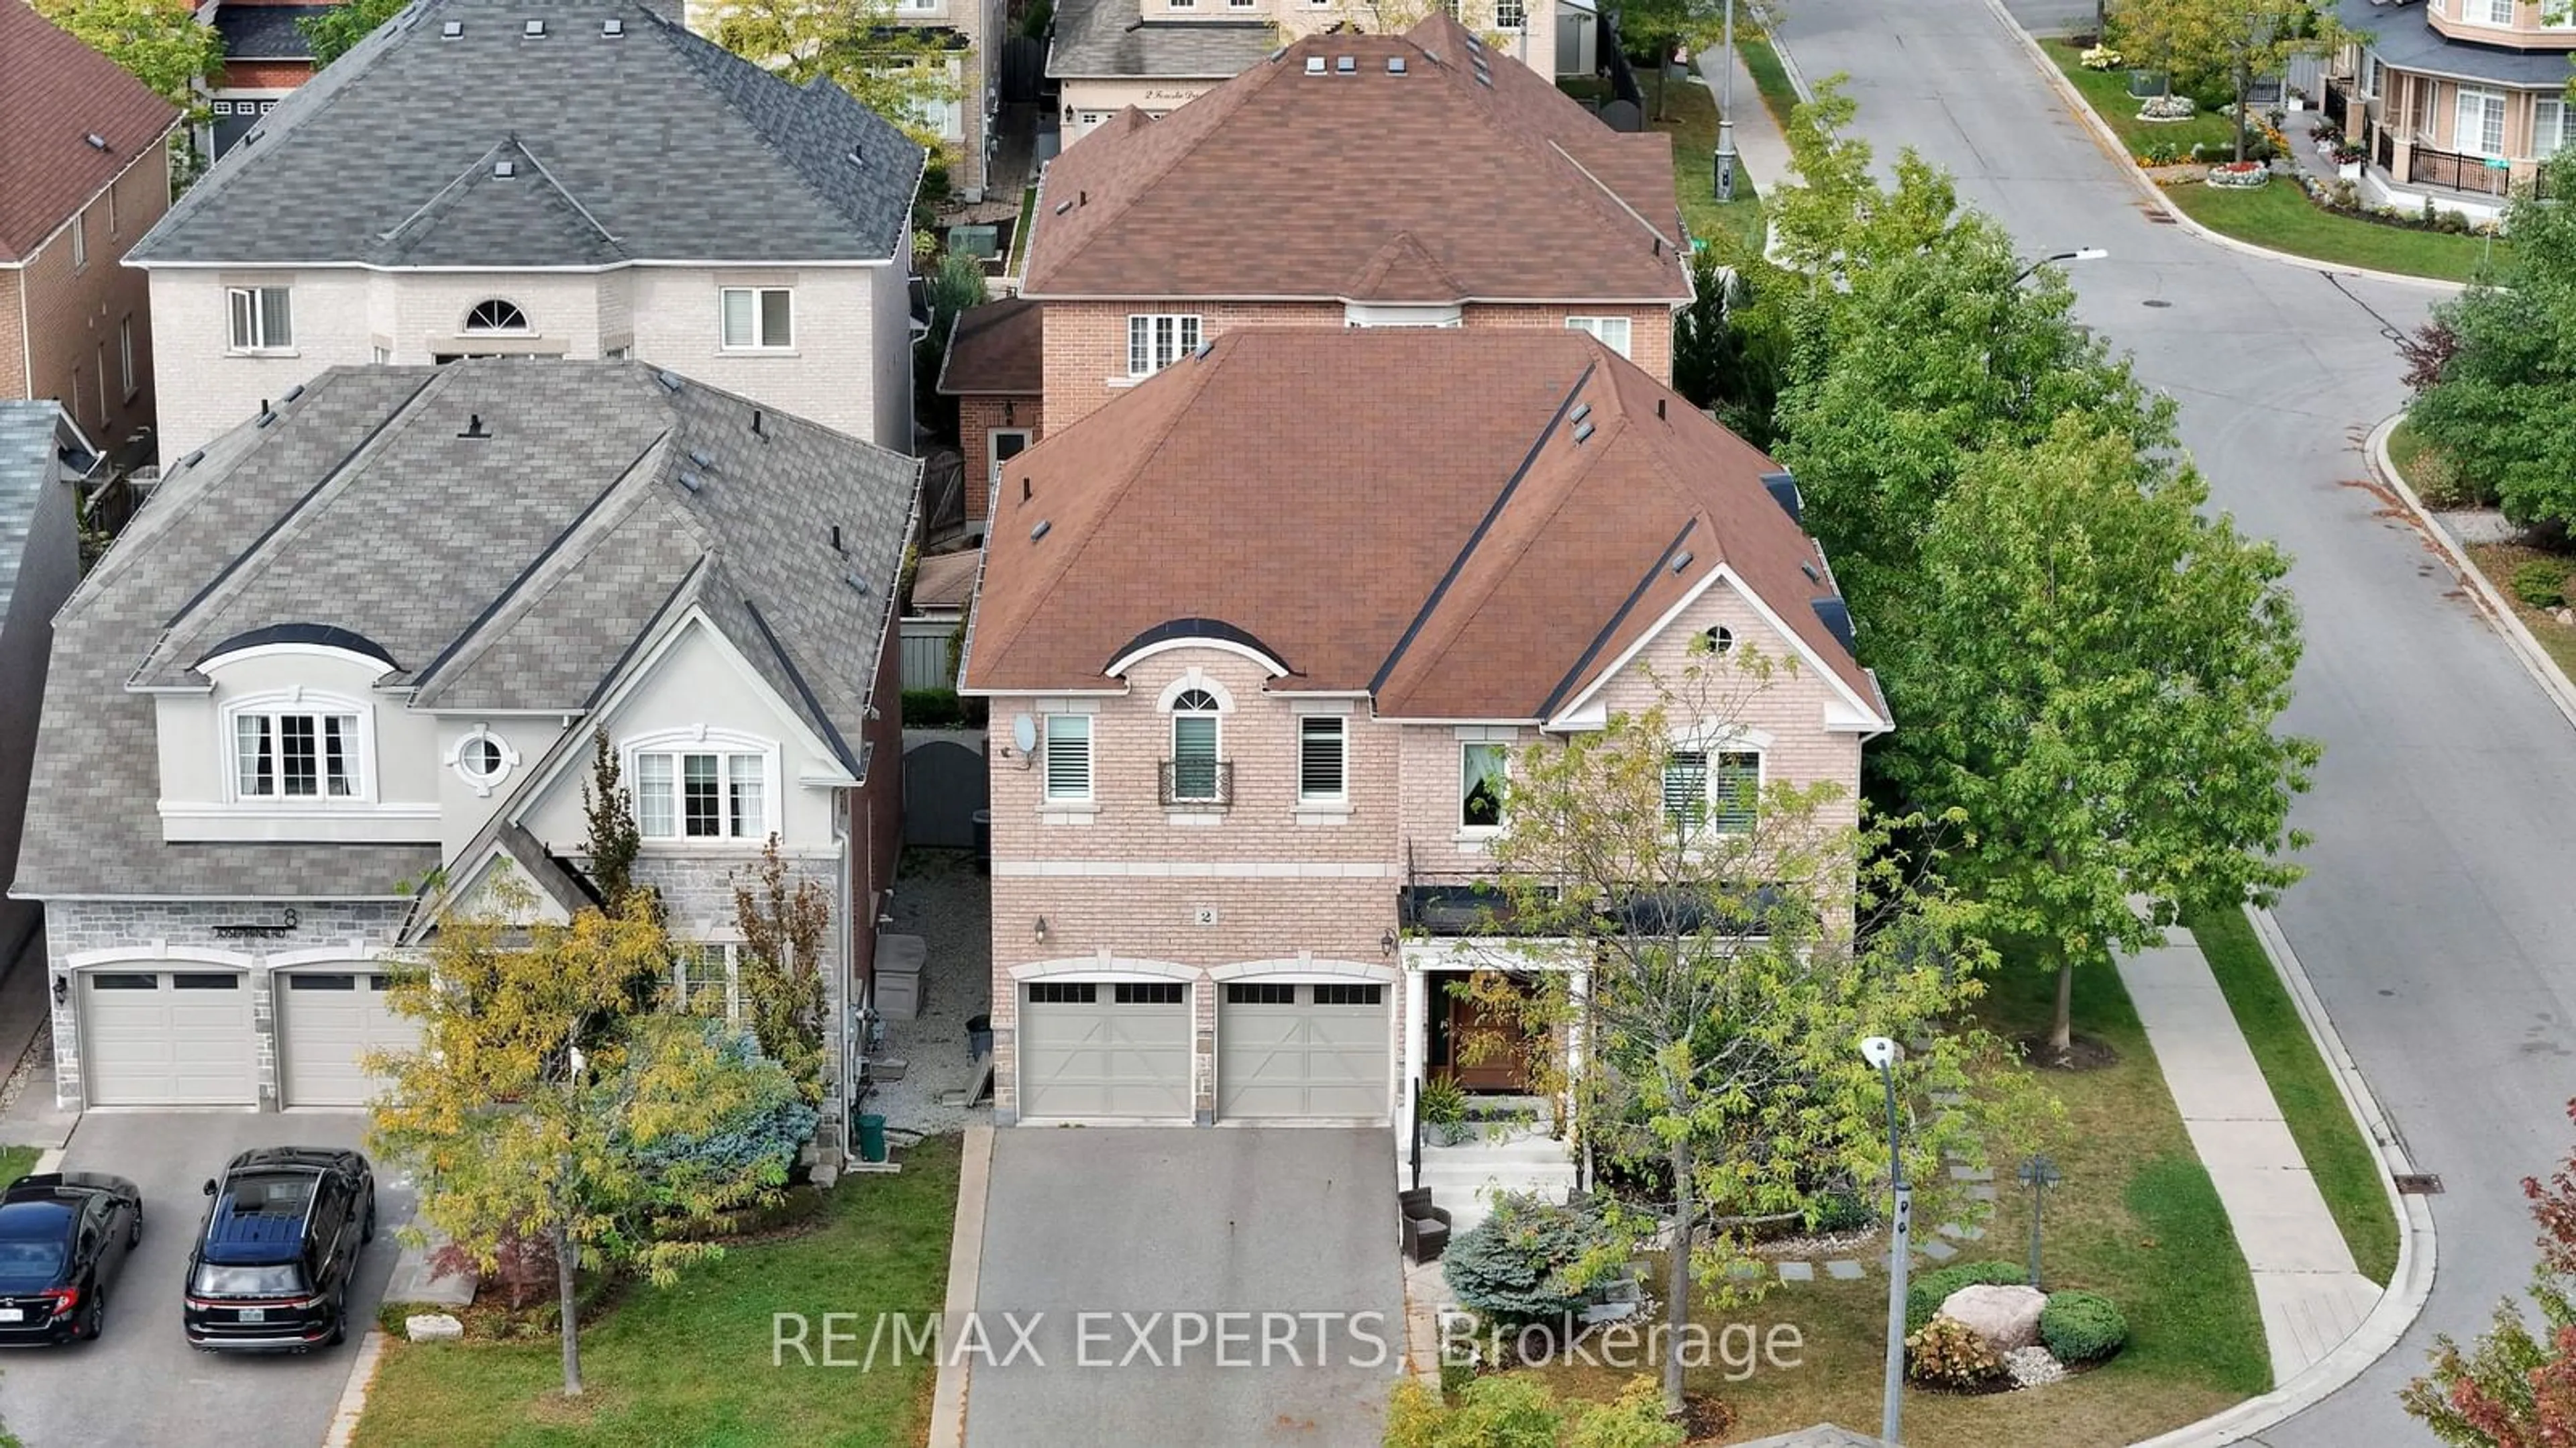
[1012,714,1038,754]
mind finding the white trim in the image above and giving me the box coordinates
[623,726,784,843]
[1104,636,1290,679]
[195,641,398,678]
[1015,287,1690,307]
[1545,565,1892,733]
[1008,954,1199,982]
[1451,725,1521,741]
[1672,721,1774,751]
[1157,668,1238,712]
[66,943,256,970]
[989,860,1397,877]
[264,941,395,969]
[158,800,438,821]
[443,725,521,797]
[718,285,796,351]
[1285,696,1359,714]
[1209,957,1398,982]
[217,687,378,805]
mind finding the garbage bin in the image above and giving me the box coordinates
[966,1013,993,1062]
[857,1113,889,1163]
[971,809,992,874]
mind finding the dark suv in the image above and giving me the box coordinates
[183,1148,376,1351]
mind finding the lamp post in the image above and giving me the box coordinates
[1713,0,1739,202]
[2008,247,2110,288]
[1862,1035,1907,1446]
[2019,1155,2063,1291]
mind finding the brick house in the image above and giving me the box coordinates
[201,1,338,160]
[8,362,918,1144]
[0,3,183,466]
[2320,0,2574,217]
[126,0,928,460]
[935,295,1043,533]
[957,330,1889,1210]
[1018,17,1692,433]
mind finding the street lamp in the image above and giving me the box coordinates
[2008,247,2110,287]
[1713,0,1741,202]
[1862,1035,1907,1446]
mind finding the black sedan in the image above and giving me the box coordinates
[0,1172,142,1344]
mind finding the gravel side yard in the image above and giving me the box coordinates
[865,849,994,1141]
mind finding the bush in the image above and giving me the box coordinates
[429,1227,555,1311]
[2079,44,2123,70]
[1905,1259,2028,1334]
[1804,1182,1874,1234]
[902,688,989,729]
[2513,560,2571,610]
[1906,1314,2006,1390]
[2141,138,2182,166]
[1385,1375,1682,1448]
[1442,1192,1611,1325]
[625,1027,817,1213]
[2039,1289,2130,1363]
[1564,1376,1688,1448]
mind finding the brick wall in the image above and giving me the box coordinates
[956,392,1039,525]
[0,272,22,398]
[10,141,170,457]
[1462,301,1676,386]
[218,60,313,89]
[1037,299,1342,429]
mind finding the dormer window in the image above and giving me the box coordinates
[225,696,369,802]
[464,299,529,333]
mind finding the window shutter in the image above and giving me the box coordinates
[1045,716,1091,798]
[1662,751,1707,828]
[1713,751,1761,832]
[1299,716,1344,799]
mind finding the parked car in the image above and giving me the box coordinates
[182,1148,376,1352]
[0,1172,143,1344]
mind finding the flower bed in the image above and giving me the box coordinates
[2137,95,2197,123]
[2080,45,2123,70]
[2206,161,2270,189]
[2294,174,2494,236]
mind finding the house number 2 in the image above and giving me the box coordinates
[1193,906,1219,927]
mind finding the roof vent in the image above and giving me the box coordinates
[1572,419,1595,444]
[1760,470,1803,525]
[1811,597,1857,654]
[440,19,463,38]
[602,17,625,36]
[282,384,305,403]
[83,133,109,152]
[1387,56,1407,74]
[1799,560,1821,582]
[1335,55,1356,74]
[1031,519,1051,541]
[688,448,716,470]
[524,19,546,37]
[1267,45,1287,61]
[830,525,845,553]
[1191,338,1213,360]
[1568,401,1591,424]
[492,158,516,178]
[180,449,205,468]
[655,369,684,393]
[1305,55,1326,74]
[1656,398,1666,420]
[1669,549,1694,574]
[1464,30,1485,50]
[459,413,490,439]
[1053,198,1073,215]
[1473,64,1492,87]
[844,571,871,595]
[256,407,277,429]
[677,470,705,493]
[751,408,765,437]
[847,144,865,167]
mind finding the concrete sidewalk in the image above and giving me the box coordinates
[2118,932,2385,1386]
[1690,46,1799,198]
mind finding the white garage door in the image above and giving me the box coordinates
[1218,982,1389,1120]
[1018,981,1191,1119]
[82,971,256,1106]
[280,972,420,1107]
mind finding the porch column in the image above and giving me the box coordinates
[1400,956,1428,1146]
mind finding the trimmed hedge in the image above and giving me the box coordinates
[1905,1259,2029,1334]
[2512,559,2570,611]
[2040,1288,2130,1363]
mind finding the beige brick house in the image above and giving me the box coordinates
[0,3,182,466]
[957,331,1890,1182]
[935,295,1043,533]
[2320,0,2574,216]
[1015,16,1693,431]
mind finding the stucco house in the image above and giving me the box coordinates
[1048,0,1575,146]
[0,403,97,981]
[0,2,182,466]
[126,0,928,460]
[956,329,1888,1216]
[1018,17,1691,433]
[2321,0,2573,215]
[9,362,918,1143]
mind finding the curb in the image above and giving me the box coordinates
[1968,0,2464,294]
[2368,411,2576,732]
[927,1123,995,1448]
[323,1324,392,1448]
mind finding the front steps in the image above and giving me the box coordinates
[1406,1119,1577,1236]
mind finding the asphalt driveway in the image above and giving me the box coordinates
[0,1113,412,1448]
[965,1128,1403,1448]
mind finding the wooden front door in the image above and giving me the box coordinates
[1440,977,1532,1093]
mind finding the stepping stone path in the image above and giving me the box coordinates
[1825,1259,1866,1280]
[1917,1239,1960,1264]
[1776,1261,1815,1282]
[1938,1222,1986,1242]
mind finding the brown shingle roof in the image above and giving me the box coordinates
[1021,15,1688,305]
[0,3,182,262]
[936,297,1044,395]
[962,330,1885,726]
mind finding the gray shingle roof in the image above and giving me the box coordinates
[15,361,920,900]
[2331,0,2576,87]
[1047,0,1278,80]
[130,0,926,268]
[0,402,80,623]
[213,4,331,61]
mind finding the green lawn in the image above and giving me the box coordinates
[1004,183,1037,276]
[2163,180,2505,283]
[2186,905,2401,1286]
[1536,953,2266,1443]
[1656,77,1766,256]
[355,1135,961,1448]
[2041,39,2236,159]
[1737,36,1801,132]
[0,1147,34,1189]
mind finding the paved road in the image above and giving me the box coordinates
[0,1113,411,1448]
[1762,0,2576,1440]
[965,1127,1402,1448]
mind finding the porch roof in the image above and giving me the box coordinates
[2337,0,2576,87]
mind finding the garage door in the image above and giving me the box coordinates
[1018,981,1190,1119]
[1218,982,1389,1119]
[81,971,256,1106]
[280,972,420,1107]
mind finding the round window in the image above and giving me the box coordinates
[453,729,515,791]
[1702,625,1735,656]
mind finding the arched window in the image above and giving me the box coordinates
[1167,688,1222,803]
[464,299,529,333]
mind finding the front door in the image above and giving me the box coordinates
[1433,974,1534,1093]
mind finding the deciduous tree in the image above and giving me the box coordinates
[704,0,964,153]
[300,0,409,68]
[1454,643,2046,1416]
[32,0,221,109]
[2108,0,2349,162]
[734,838,832,1105]
[368,896,792,1397]
[2403,1097,2576,1445]
[1876,419,2315,1058]
[2406,154,2576,529]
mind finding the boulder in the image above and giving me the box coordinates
[405,1313,466,1343]
[1940,1283,2046,1353]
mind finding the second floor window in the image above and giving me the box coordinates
[1128,314,1200,377]
[235,710,358,799]
[1044,714,1092,801]
[637,751,766,839]
[1663,749,1761,835]
[1169,688,1222,800]
[1498,0,1525,25]
[1565,315,1632,358]
[2477,0,2514,22]
[1299,715,1346,803]
[228,287,292,352]
[70,209,86,270]
[1461,743,1505,830]
[465,299,529,333]
[720,287,794,350]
